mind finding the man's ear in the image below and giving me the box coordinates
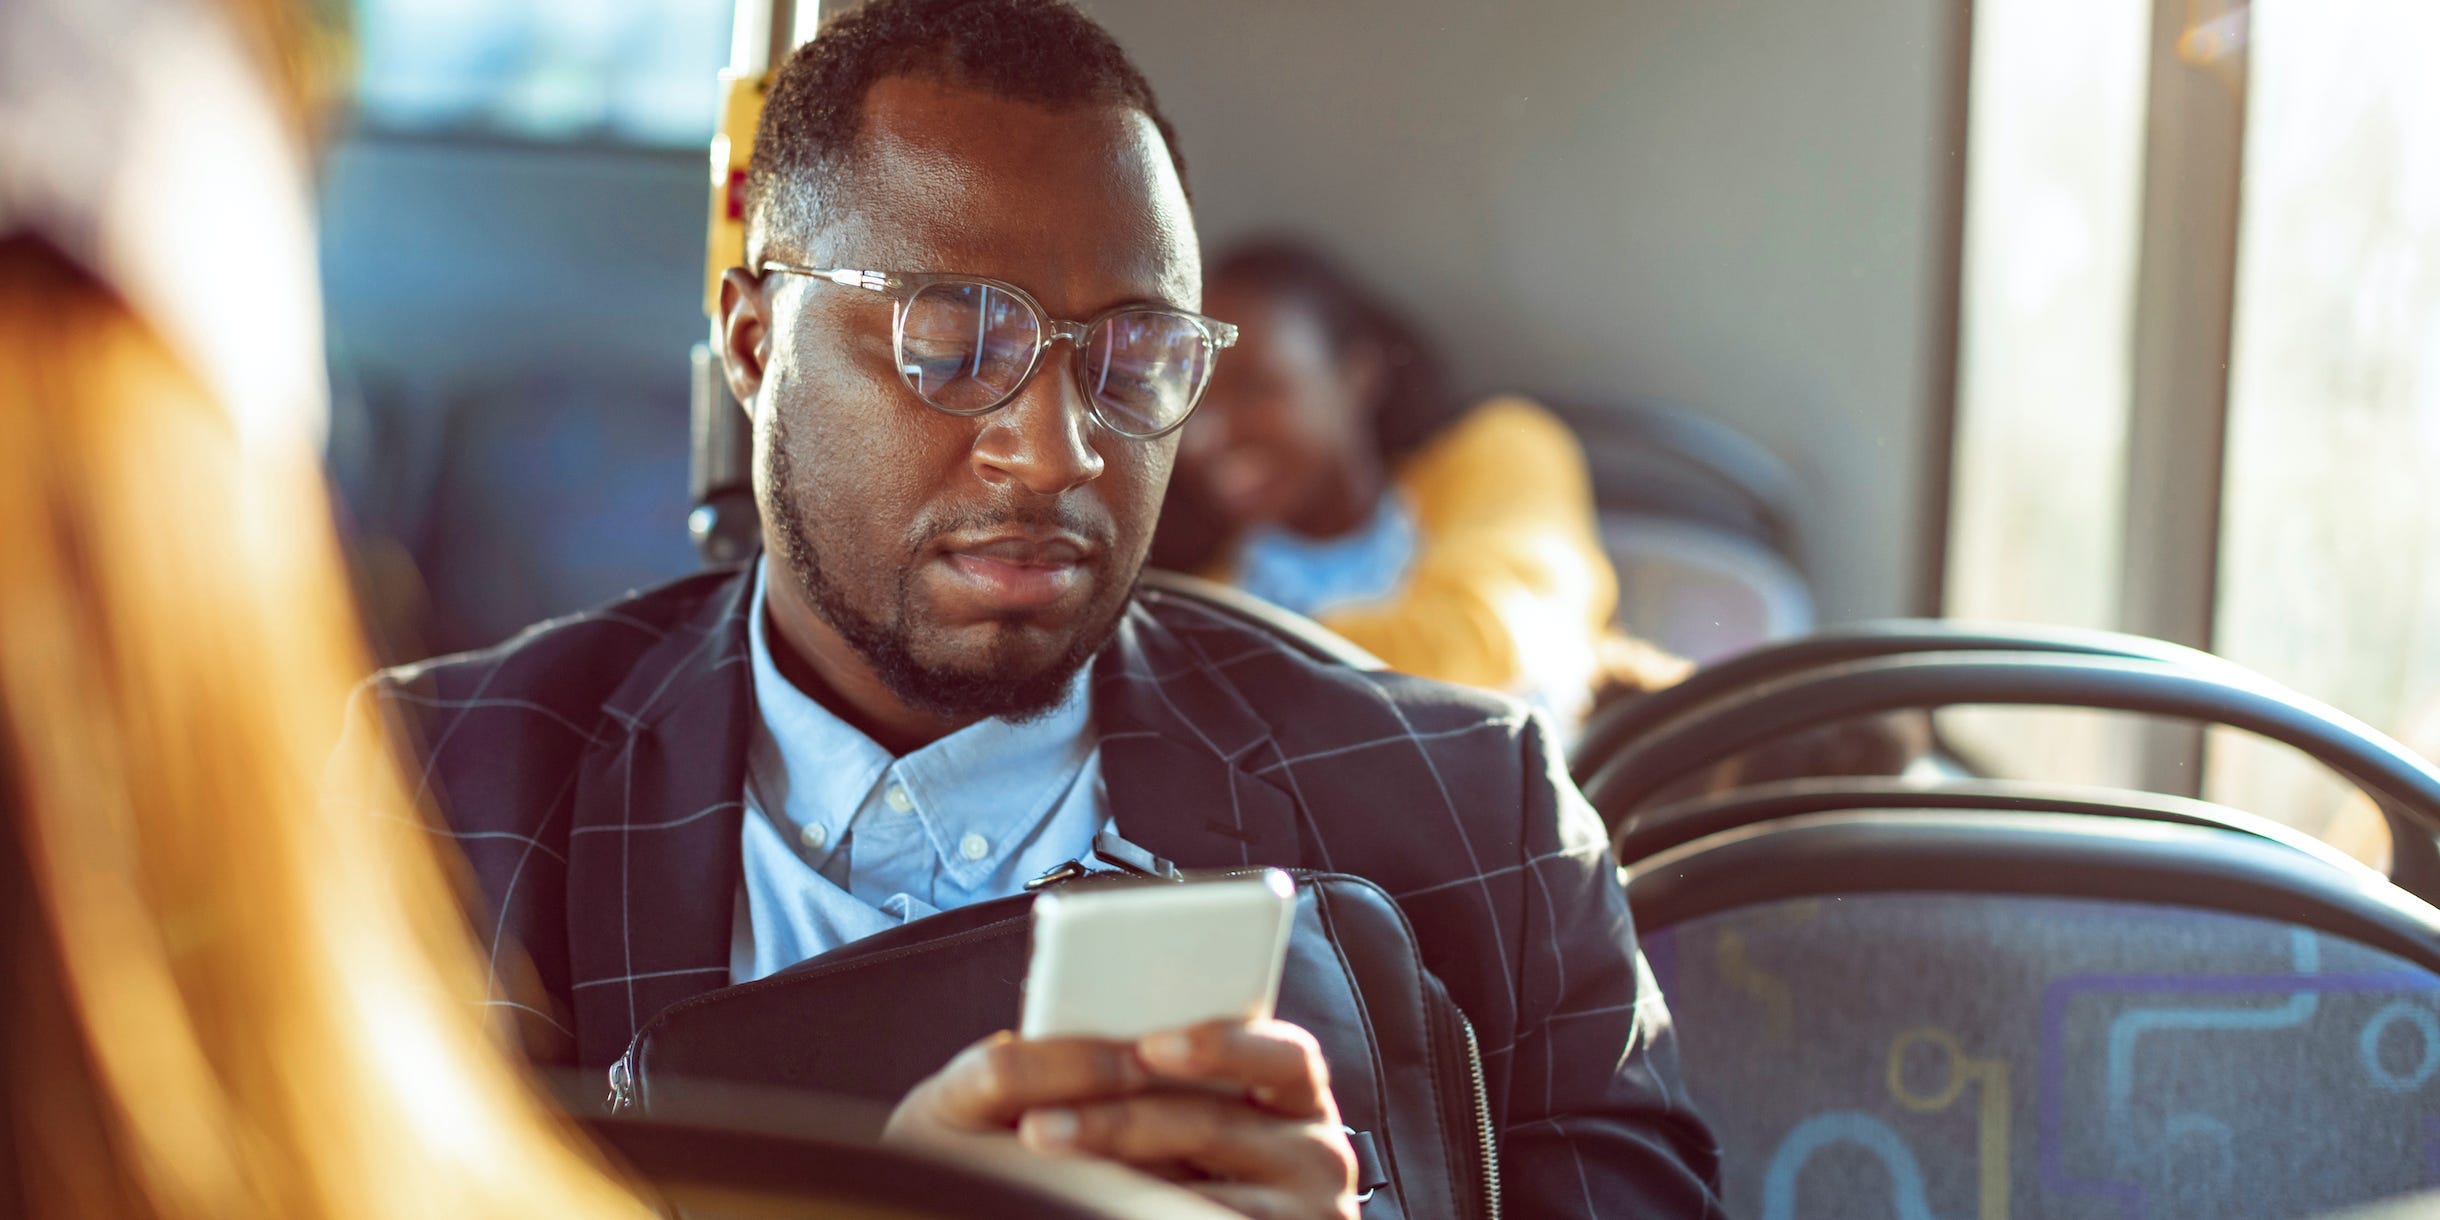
[718,266,771,413]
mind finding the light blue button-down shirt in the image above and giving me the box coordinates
[728,559,1109,984]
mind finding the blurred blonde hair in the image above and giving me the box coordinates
[0,239,656,1218]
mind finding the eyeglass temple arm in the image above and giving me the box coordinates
[760,263,891,293]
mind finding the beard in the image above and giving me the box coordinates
[765,428,1130,725]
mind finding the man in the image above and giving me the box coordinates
[371,1,1720,1215]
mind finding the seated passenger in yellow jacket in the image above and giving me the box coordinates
[1156,239,1620,729]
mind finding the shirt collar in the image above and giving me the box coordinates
[745,557,1097,886]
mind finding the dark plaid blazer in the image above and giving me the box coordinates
[372,564,1723,1216]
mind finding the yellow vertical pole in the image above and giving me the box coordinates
[687,0,808,564]
[702,70,768,320]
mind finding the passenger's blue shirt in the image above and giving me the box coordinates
[728,559,1107,984]
[1232,492,1418,620]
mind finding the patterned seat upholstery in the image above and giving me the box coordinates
[1638,818,2440,1219]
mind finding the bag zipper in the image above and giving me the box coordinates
[1454,1010,1501,1220]
[606,1055,635,1113]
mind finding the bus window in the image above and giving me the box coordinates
[1943,0,2438,867]
[1943,0,2152,791]
[2208,0,2440,864]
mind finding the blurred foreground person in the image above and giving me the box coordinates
[1158,239,1621,727]
[0,1,655,1214]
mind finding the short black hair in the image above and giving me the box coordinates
[745,0,1188,263]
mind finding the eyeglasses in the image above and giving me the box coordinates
[758,263,1239,439]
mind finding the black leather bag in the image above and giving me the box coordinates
[607,869,1499,1219]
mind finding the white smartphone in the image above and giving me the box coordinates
[1019,870,1297,1041]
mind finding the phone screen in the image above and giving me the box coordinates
[1020,870,1297,1041]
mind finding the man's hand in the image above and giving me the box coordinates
[883,1019,1359,1220]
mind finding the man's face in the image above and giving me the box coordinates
[741,77,1201,724]
[1178,281,1376,535]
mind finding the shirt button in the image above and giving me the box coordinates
[886,785,914,814]
[800,822,829,851]
[960,832,991,861]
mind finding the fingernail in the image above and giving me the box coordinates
[1139,1030,1194,1069]
[1022,1107,1078,1149]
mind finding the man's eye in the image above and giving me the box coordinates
[1098,355,1168,391]
[902,337,970,364]
[903,354,972,382]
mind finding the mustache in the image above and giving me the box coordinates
[913,503,1117,550]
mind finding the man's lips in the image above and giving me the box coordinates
[943,534,1090,566]
[932,532,1097,611]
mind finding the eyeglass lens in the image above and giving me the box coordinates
[898,280,1213,435]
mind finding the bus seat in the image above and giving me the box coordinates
[1611,775,2381,882]
[1136,569,1385,671]
[1556,399,1806,559]
[416,371,698,654]
[1600,510,1815,665]
[578,1083,1231,1217]
[1631,810,2440,1220]
[1569,619,2232,787]
[1553,399,1815,667]
[1582,649,2440,902]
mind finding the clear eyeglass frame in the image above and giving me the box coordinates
[757,262,1240,440]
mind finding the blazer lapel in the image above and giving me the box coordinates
[564,568,755,1065]
[1093,598,1307,871]
[561,580,1315,1062]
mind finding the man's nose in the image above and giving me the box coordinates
[969,348,1106,495]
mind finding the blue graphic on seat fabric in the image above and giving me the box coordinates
[2361,1001,2440,1092]
[2099,933,2320,1177]
[1762,1112,1943,1220]
[1648,895,2440,1219]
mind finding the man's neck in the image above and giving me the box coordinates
[761,589,972,757]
